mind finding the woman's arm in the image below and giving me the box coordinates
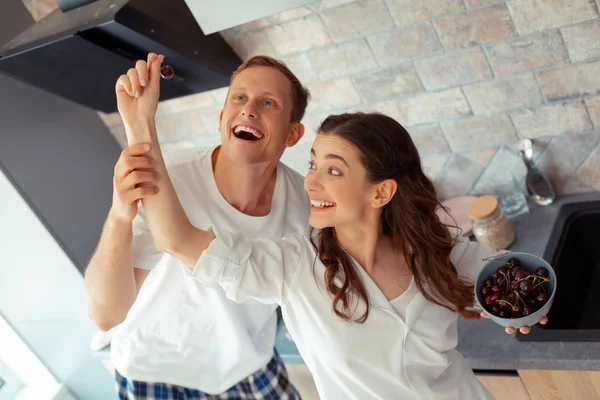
[192,230,307,304]
[117,54,214,268]
[114,53,306,305]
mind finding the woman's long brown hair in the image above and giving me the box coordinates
[310,112,479,323]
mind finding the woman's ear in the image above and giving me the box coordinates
[371,179,398,209]
[286,122,305,147]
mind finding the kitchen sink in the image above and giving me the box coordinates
[517,200,600,342]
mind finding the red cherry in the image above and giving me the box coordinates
[492,285,502,293]
[484,296,494,306]
[160,64,174,79]
[512,306,523,317]
[523,306,536,316]
[519,280,532,292]
[482,287,491,296]
[519,290,531,299]
[515,271,527,280]
[536,267,549,277]
[536,293,548,305]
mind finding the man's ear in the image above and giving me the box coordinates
[371,179,398,209]
[217,109,224,132]
[286,122,305,148]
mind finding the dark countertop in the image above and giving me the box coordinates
[276,191,600,370]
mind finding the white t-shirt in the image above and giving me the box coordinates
[110,147,310,393]
[192,231,497,400]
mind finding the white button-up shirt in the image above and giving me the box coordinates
[192,230,496,399]
[110,148,310,393]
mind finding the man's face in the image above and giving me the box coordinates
[218,66,304,167]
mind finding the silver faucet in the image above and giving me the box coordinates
[518,138,556,206]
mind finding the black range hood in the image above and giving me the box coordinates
[0,0,242,113]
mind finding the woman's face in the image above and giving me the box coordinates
[304,133,377,230]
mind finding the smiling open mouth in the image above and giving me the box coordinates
[233,125,264,141]
[310,199,336,208]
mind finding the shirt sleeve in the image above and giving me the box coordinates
[131,204,164,270]
[450,236,503,283]
[190,228,307,305]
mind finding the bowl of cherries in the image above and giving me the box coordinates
[475,252,557,328]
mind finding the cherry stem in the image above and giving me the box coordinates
[531,277,551,289]
[482,252,512,262]
[513,290,525,307]
[499,271,508,285]
[492,271,509,287]
[498,299,515,309]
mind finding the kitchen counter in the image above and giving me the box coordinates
[275,191,600,370]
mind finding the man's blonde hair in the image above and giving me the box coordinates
[229,56,311,123]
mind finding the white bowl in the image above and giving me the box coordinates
[474,252,556,328]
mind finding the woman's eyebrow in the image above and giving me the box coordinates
[311,148,349,167]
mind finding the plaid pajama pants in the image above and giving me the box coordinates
[114,351,301,399]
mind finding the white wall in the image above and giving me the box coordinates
[0,168,115,399]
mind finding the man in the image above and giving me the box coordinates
[85,52,311,399]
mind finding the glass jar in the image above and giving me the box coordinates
[467,195,515,250]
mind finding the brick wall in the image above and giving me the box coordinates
[23,0,600,198]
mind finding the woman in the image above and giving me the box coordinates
[129,112,494,398]
[118,56,542,399]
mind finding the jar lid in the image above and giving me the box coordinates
[467,195,498,220]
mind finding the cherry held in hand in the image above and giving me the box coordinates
[160,64,174,80]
